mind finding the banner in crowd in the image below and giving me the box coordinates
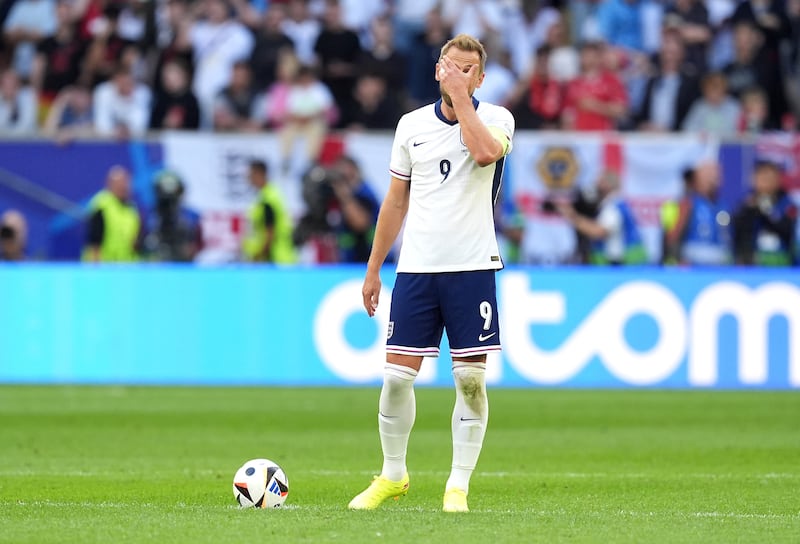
[161,132,729,264]
[0,132,797,260]
[0,265,797,389]
[160,131,395,262]
[503,132,720,263]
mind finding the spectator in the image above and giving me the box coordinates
[281,0,321,66]
[328,155,380,263]
[242,159,297,263]
[543,19,580,83]
[681,71,740,136]
[441,0,503,44]
[190,0,254,128]
[391,0,439,54]
[706,0,738,70]
[787,0,800,122]
[249,3,294,91]
[332,0,386,39]
[663,0,712,74]
[42,84,94,140]
[660,160,730,265]
[82,3,140,87]
[730,0,791,125]
[723,21,787,129]
[115,0,150,43]
[144,170,203,262]
[313,0,362,127]
[213,61,260,132]
[92,67,151,138]
[149,0,194,97]
[504,0,561,77]
[349,73,400,130]
[262,49,300,128]
[31,0,88,108]
[0,69,38,134]
[510,45,565,129]
[596,0,645,53]
[149,59,200,130]
[738,86,774,133]
[0,210,28,261]
[406,8,450,108]
[604,31,650,119]
[83,165,141,263]
[73,0,107,42]
[562,41,628,131]
[636,30,701,131]
[571,0,604,44]
[730,0,791,63]
[723,21,765,95]
[277,64,335,168]
[472,39,517,107]
[229,0,263,30]
[732,160,797,265]
[358,15,408,113]
[556,170,648,264]
[2,0,57,79]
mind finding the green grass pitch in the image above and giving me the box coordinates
[1,386,798,543]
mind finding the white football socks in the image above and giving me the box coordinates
[378,363,418,481]
[446,362,488,494]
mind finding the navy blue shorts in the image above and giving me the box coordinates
[386,270,501,358]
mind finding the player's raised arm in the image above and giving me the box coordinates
[362,176,410,316]
[438,56,508,167]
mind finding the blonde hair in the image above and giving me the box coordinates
[440,34,487,73]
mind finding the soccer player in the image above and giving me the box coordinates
[347,34,514,513]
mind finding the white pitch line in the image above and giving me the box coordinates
[5,500,800,521]
[306,470,800,480]
[0,469,798,480]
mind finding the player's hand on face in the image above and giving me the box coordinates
[438,56,477,99]
[362,273,381,317]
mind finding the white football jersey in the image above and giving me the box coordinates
[389,98,514,273]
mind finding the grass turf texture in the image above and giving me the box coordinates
[0,387,798,543]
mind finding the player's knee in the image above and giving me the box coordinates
[382,363,416,397]
[452,364,486,404]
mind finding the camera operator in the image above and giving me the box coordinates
[0,209,27,261]
[541,185,601,264]
[328,155,380,263]
[242,159,297,264]
[555,171,648,265]
[144,170,203,262]
[293,155,380,263]
[732,160,797,266]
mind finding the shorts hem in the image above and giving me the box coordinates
[450,345,502,357]
[387,346,441,357]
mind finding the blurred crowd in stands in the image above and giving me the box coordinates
[0,0,798,138]
[0,0,798,266]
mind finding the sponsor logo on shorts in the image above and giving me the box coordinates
[387,321,394,339]
[478,332,496,342]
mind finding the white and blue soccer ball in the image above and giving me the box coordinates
[232,459,289,508]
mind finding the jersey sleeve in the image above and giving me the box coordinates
[388,115,411,180]
[485,106,515,156]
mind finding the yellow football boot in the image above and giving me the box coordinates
[442,488,469,513]
[348,473,410,510]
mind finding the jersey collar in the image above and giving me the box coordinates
[434,97,480,125]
